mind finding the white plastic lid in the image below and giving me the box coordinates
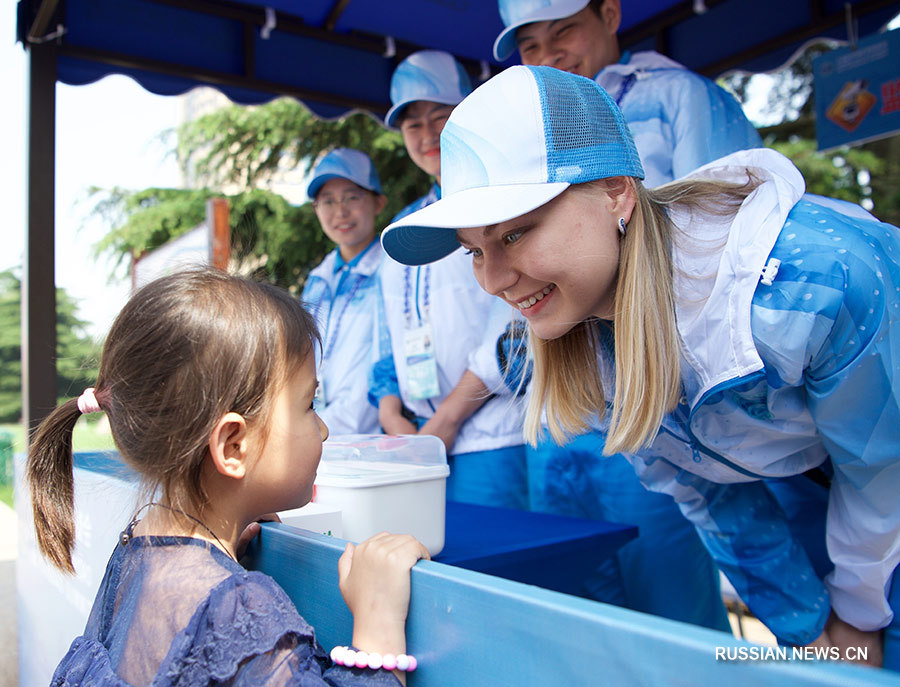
[315,459,450,488]
[321,434,448,467]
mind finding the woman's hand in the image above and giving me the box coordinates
[826,613,883,667]
[379,395,418,435]
[418,414,460,454]
[338,532,430,662]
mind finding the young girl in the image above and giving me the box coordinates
[303,148,387,435]
[370,50,528,509]
[28,269,428,686]
[381,65,900,668]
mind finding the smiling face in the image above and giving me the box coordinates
[246,352,328,513]
[313,178,385,261]
[456,182,634,340]
[515,2,620,80]
[399,101,455,184]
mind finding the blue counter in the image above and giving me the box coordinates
[16,451,900,687]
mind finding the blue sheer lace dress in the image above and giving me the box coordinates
[50,532,401,686]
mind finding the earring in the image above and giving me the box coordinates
[618,217,627,236]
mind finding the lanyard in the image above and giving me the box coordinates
[615,73,636,106]
[322,270,366,361]
[403,265,431,326]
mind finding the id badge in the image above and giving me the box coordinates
[403,324,439,400]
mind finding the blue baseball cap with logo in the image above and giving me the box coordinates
[493,0,591,61]
[385,50,473,128]
[307,148,382,200]
[381,65,644,266]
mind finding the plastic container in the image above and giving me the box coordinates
[313,434,449,555]
[278,502,343,537]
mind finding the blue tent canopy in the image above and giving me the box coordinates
[17,0,900,119]
[14,0,900,430]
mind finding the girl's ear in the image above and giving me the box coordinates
[208,412,249,480]
[375,193,388,215]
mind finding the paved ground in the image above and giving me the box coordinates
[0,502,18,687]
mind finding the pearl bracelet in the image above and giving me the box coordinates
[330,645,418,672]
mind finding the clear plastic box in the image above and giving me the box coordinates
[313,434,449,555]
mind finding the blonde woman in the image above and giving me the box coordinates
[381,65,900,668]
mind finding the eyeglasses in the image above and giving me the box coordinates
[313,193,366,212]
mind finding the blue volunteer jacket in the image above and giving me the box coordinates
[596,51,762,187]
[606,149,900,645]
[302,239,382,435]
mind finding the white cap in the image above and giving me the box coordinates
[493,0,591,61]
[385,50,473,128]
[381,66,643,266]
[307,148,382,199]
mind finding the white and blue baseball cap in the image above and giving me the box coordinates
[385,50,473,128]
[381,65,644,266]
[493,0,591,62]
[307,148,383,199]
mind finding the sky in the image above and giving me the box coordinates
[2,10,181,339]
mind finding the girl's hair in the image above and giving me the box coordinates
[524,173,761,454]
[28,268,319,573]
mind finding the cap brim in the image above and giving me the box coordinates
[382,182,569,265]
[385,94,465,129]
[492,0,591,61]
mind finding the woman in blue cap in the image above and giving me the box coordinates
[370,50,528,509]
[302,148,386,435]
[381,65,900,668]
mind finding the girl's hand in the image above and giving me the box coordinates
[236,513,281,561]
[337,533,430,658]
[826,613,884,667]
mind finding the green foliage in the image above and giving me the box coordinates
[724,42,899,225]
[93,98,431,291]
[767,137,885,205]
[0,270,101,422]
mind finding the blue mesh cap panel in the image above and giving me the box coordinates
[532,66,645,183]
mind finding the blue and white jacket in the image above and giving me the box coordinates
[602,149,900,644]
[370,184,526,455]
[301,240,382,436]
[595,51,762,187]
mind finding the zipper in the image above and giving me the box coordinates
[666,371,769,480]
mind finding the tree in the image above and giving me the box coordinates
[0,269,100,422]
[724,42,900,226]
[91,99,431,291]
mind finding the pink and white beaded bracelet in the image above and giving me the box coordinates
[330,646,417,672]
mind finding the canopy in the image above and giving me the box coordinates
[18,0,900,119]
[14,0,900,430]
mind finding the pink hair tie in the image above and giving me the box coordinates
[77,388,102,415]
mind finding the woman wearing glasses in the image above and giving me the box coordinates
[302,148,387,435]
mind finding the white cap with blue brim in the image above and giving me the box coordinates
[307,148,382,200]
[381,65,644,266]
[493,0,591,62]
[385,50,473,129]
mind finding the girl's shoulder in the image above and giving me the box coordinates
[158,570,324,684]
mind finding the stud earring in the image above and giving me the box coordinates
[618,217,627,235]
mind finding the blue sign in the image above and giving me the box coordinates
[813,28,900,151]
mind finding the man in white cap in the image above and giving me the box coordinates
[302,148,386,436]
[369,50,528,510]
[493,0,762,187]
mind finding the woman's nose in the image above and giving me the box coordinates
[479,253,517,297]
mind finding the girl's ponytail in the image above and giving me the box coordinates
[27,397,87,574]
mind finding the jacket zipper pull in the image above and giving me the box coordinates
[760,258,781,286]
